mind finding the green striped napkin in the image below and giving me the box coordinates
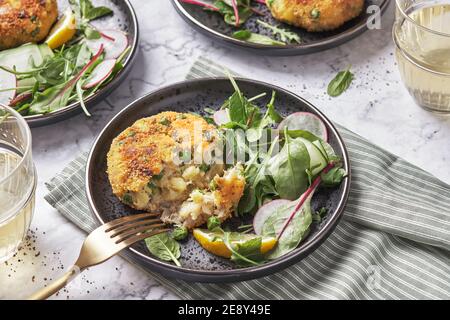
[45,58,450,300]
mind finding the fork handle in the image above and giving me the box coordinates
[28,266,80,300]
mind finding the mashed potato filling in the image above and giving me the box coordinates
[107,112,246,229]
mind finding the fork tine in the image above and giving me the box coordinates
[103,212,160,231]
[108,218,162,237]
[118,228,171,247]
[112,223,167,241]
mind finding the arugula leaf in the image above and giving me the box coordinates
[265,91,284,123]
[268,129,311,200]
[232,30,285,46]
[29,82,74,114]
[327,67,354,97]
[247,91,284,142]
[145,232,181,266]
[256,20,301,44]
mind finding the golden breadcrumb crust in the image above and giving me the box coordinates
[107,111,218,197]
[267,0,364,32]
[0,0,58,49]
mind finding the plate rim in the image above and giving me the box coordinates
[22,0,140,126]
[85,77,351,282]
[171,0,391,55]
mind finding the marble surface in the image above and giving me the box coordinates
[1,0,449,300]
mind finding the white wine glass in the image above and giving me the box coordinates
[393,0,450,113]
[0,104,36,262]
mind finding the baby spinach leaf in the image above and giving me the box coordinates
[327,67,354,97]
[228,91,247,124]
[79,0,113,22]
[238,186,257,214]
[83,25,101,39]
[268,131,310,200]
[232,30,252,40]
[262,198,312,260]
[284,129,320,142]
[145,232,181,266]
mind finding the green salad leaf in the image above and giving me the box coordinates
[327,67,354,97]
[223,231,264,267]
[69,0,113,40]
[268,128,311,200]
[261,196,313,260]
[320,167,347,187]
[145,232,181,266]
[213,0,253,26]
[256,20,301,44]
[232,30,285,46]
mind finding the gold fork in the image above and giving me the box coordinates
[28,213,168,300]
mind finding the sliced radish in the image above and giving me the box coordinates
[278,112,328,141]
[213,109,230,126]
[85,30,128,60]
[82,59,116,90]
[253,199,291,235]
[0,70,17,105]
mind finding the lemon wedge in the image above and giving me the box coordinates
[45,9,77,49]
[193,229,277,258]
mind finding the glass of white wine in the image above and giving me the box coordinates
[394,0,450,113]
[0,104,36,262]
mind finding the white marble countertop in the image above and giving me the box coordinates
[1,0,449,300]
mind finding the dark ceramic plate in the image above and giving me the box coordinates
[171,0,390,55]
[86,78,351,283]
[24,0,139,127]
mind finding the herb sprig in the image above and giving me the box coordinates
[327,67,354,97]
[256,20,301,43]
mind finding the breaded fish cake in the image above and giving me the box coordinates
[267,0,365,32]
[0,0,58,50]
[107,112,246,229]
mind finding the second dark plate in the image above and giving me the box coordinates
[25,0,139,127]
[172,0,390,55]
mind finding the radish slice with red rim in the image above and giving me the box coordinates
[253,199,291,235]
[82,59,116,90]
[0,70,17,105]
[278,112,328,141]
[85,30,129,60]
[213,109,230,126]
